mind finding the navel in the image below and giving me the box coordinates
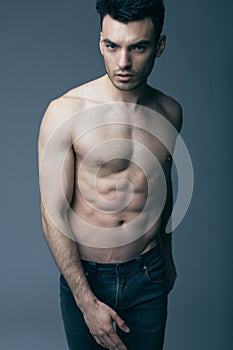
[118,220,125,226]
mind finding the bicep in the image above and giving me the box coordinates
[38,102,74,220]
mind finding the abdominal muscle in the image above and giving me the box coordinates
[67,162,163,263]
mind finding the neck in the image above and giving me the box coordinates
[104,74,150,105]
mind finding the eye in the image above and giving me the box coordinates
[105,43,117,51]
[131,45,146,53]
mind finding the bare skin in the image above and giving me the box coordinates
[38,15,182,350]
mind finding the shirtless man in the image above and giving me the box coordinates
[38,1,182,349]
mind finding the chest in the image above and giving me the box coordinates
[71,108,176,172]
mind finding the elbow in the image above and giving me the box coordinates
[41,213,49,234]
[40,202,51,234]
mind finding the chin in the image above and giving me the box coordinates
[112,80,142,92]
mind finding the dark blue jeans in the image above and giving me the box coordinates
[59,243,168,350]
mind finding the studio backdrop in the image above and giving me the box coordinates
[1,1,232,349]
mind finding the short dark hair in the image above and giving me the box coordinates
[96,0,165,37]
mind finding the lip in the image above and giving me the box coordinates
[116,74,133,82]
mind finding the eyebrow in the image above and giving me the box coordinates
[103,39,151,47]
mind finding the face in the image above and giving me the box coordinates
[99,15,166,92]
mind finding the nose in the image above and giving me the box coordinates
[118,49,131,70]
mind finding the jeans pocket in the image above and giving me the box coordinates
[143,260,167,284]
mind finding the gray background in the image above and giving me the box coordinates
[1,0,232,349]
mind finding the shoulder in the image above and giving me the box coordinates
[61,76,105,104]
[38,84,91,141]
[38,78,103,148]
[38,97,82,153]
[40,76,102,125]
[153,88,183,133]
[41,87,87,126]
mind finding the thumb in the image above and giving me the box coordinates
[111,310,130,333]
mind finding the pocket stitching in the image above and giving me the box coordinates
[143,265,167,284]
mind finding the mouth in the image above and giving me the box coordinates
[115,74,134,82]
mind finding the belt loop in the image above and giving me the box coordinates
[88,261,97,275]
[136,255,144,272]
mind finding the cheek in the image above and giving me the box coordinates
[137,54,156,73]
[103,51,113,63]
[103,54,116,71]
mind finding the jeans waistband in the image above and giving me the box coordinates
[81,242,162,274]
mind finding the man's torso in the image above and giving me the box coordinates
[52,76,181,262]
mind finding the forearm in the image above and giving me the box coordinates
[159,172,173,257]
[159,231,173,258]
[41,206,97,311]
[158,176,177,292]
[160,231,176,293]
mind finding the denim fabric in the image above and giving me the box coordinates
[59,243,168,350]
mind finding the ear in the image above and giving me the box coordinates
[156,34,166,57]
[99,32,104,55]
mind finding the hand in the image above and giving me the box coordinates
[83,299,130,349]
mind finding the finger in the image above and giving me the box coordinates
[94,336,108,349]
[111,311,130,333]
[105,332,127,350]
[97,323,127,350]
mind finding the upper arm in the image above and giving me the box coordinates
[38,100,74,220]
[166,97,183,134]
